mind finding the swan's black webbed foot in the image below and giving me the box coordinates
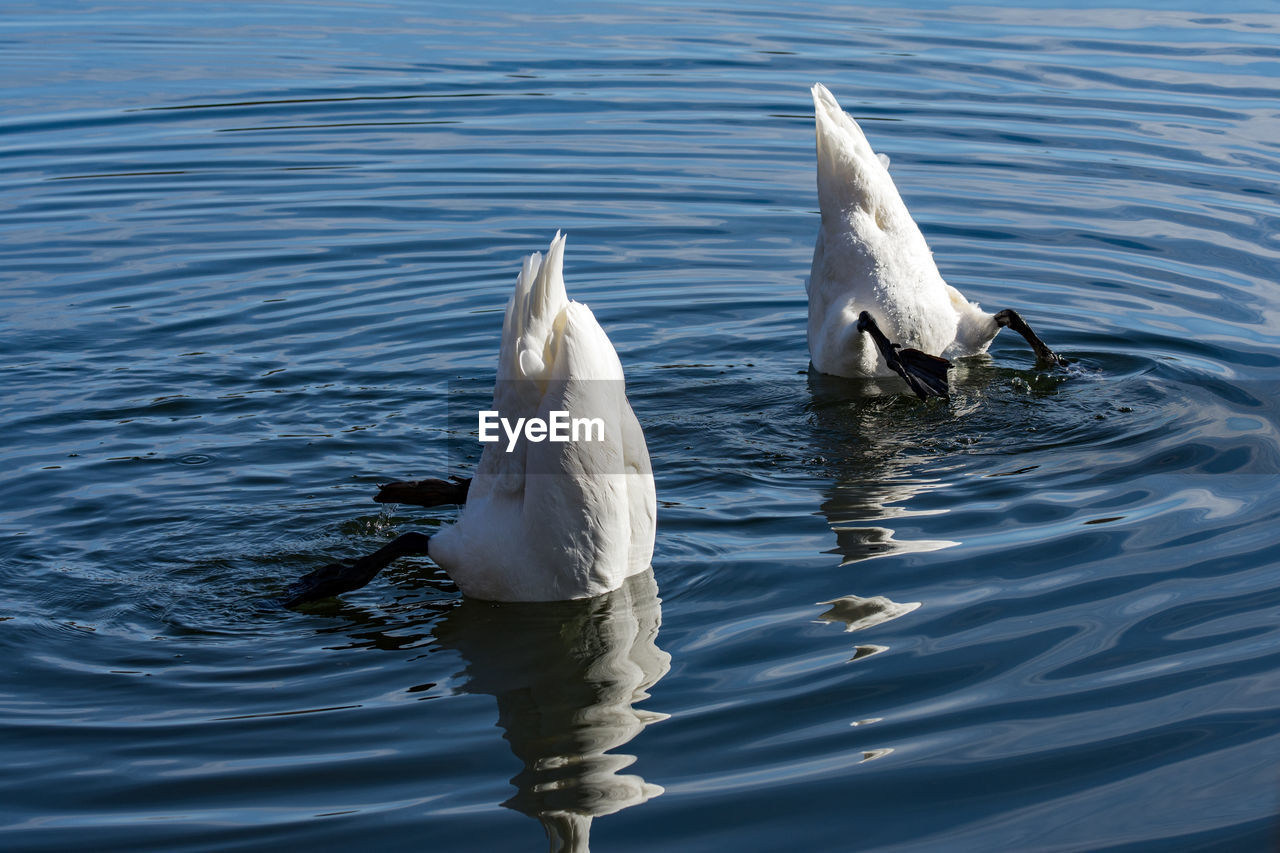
[374,476,471,508]
[994,309,1067,367]
[857,311,952,401]
[280,531,432,607]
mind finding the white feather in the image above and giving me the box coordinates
[807,83,1001,379]
[430,233,657,601]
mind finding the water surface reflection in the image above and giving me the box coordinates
[805,371,951,647]
[435,570,668,852]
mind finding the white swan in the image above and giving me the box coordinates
[283,233,656,604]
[808,83,1064,399]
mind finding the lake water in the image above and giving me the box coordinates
[3,2,1279,850]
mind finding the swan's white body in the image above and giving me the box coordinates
[808,83,1001,379]
[429,233,656,602]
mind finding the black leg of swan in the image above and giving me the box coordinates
[856,311,952,401]
[279,531,432,607]
[994,309,1067,367]
[374,476,470,508]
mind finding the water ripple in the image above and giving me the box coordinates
[3,3,1280,851]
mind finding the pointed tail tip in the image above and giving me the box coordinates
[811,84,854,145]
[549,230,567,258]
[812,82,840,113]
[518,250,542,290]
[543,231,567,285]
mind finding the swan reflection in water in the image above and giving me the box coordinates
[434,569,669,852]
[804,371,955,664]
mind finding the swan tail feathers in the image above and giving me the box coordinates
[530,231,567,331]
[811,83,888,218]
[501,233,570,382]
[498,251,539,381]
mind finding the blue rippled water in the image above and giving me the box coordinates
[3,2,1279,850]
